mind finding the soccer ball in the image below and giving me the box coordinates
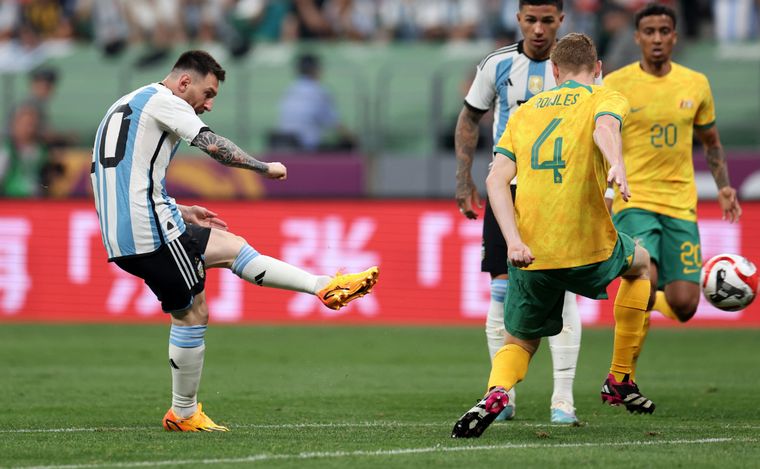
[700,254,759,311]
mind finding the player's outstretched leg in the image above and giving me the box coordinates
[548,291,580,424]
[317,266,379,310]
[163,403,229,432]
[227,241,379,310]
[601,373,655,414]
[452,386,510,438]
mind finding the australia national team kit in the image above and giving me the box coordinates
[604,62,716,223]
[604,62,716,287]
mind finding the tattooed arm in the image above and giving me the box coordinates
[695,125,741,222]
[455,104,487,219]
[191,130,286,179]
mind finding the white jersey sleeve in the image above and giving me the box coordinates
[464,61,496,112]
[145,92,208,144]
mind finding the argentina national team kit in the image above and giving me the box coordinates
[91,83,212,312]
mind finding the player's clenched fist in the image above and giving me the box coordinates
[508,243,535,268]
[266,162,287,180]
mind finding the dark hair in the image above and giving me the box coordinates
[30,66,58,84]
[172,50,226,82]
[297,53,321,76]
[519,0,563,11]
[634,2,677,29]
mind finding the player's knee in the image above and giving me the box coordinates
[227,234,247,257]
[212,232,248,268]
[170,294,209,325]
[670,296,698,322]
[625,245,651,280]
[506,336,540,356]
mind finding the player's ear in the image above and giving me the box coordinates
[552,62,560,82]
[178,73,192,92]
[634,30,641,46]
[595,60,602,78]
[558,13,565,25]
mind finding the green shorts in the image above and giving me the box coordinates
[613,208,701,289]
[505,233,636,340]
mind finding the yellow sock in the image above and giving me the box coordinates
[653,290,679,321]
[630,310,651,382]
[487,344,531,392]
[610,278,649,382]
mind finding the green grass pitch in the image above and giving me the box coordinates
[1,324,759,468]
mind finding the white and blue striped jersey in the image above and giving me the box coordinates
[465,41,557,143]
[91,83,208,260]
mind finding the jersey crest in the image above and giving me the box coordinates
[528,75,544,95]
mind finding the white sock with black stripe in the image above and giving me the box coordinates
[169,325,206,419]
[230,244,329,293]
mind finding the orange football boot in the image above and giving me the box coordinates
[317,266,379,310]
[162,403,229,432]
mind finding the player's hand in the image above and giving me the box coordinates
[718,186,742,223]
[607,164,630,202]
[183,205,229,231]
[266,162,287,180]
[508,243,534,268]
[455,177,482,219]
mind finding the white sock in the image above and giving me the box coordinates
[231,244,328,293]
[169,325,207,419]
[485,278,508,361]
[548,291,581,407]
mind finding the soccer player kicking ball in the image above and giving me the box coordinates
[452,33,654,439]
[91,50,379,432]
[455,0,583,425]
[603,3,741,384]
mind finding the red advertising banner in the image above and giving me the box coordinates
[0,199,758,326]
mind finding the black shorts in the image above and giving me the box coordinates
[114,224,211,313]
[481,184,517,276]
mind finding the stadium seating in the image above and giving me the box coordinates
[15,41,756,157]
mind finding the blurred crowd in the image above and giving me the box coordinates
[0,1,756,65]
[1,0,758,197]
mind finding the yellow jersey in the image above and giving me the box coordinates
[494,81,629,270]
[604,62,716,222]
